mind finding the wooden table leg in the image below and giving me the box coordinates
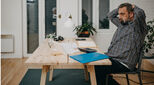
[40,65,49,85]
[49,65,54,81]
[88,65,97,85]
[84,65,89,81]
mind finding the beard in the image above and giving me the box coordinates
[120,16,131,25]
[120,19,129,25]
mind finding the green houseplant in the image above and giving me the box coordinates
[73,22,97,37]
[143,19,154,55]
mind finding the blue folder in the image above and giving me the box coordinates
[70,52,109,63]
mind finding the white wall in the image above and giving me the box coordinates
[1,0,23,58]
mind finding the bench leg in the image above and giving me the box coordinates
[84,65,89,81]
[40,65,49,85]
[88,65,97,85]
[49,65,54,81]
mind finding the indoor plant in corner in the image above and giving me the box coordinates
[73,22,97,37]
[144,19,154,56]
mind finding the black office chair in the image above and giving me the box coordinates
[106,52,143,85]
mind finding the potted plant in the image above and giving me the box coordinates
[46,33,56,39]
[73,22,97,37]
[143,19,154,56]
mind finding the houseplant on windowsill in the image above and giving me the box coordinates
[144,19,154,56]
[73,22,97,37]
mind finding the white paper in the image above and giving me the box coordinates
[77,41,96,48]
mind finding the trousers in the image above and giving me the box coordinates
[95,58,130,85]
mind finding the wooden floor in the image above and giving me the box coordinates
[1,58,28,85]
[1,58,154,85]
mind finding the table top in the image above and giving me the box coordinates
[25,38,111,66]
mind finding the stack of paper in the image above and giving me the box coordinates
[77,41,96,48]
[60,42,80,54]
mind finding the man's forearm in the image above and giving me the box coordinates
[107,8,121,27]
[133,5,146,19]
[107,8,119,20]
[133,5,147,35]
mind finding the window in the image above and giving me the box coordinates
[45,0,56,36]
[99,0,109,29]
[27,0,39,53]
[82,0,92,25]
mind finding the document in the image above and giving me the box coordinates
[70,52,109,63]
[77,41,96,48]
[60,42,80,54]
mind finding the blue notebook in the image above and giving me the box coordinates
[70,52,109,63]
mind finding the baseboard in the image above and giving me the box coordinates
[1,54,23,58]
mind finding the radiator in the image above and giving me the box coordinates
[1,34,14,53]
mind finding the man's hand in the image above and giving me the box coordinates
[132,4,135,9]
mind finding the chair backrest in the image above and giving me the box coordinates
[136,47,144,71]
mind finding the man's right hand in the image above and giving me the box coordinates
[132,4,135,9]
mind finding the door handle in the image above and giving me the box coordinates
[58,14,61,19]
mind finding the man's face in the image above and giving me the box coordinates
[118,7,132,24]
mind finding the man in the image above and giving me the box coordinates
[95,3,148,85]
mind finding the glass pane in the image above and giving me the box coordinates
[45,0,56,36]
[99,0,109,29]
[27,0,39,53]
[82,0,92,25]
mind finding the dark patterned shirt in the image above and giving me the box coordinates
[106,6,148,70]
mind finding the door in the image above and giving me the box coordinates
[23,0,39,57]
[23,0,57,57]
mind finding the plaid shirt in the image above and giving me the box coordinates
[106,6,148,70]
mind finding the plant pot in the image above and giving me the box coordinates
[78,31,90,37]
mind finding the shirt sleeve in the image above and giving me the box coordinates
[133,5,146,22]
[133,5,147,34]
[107,8,121,27]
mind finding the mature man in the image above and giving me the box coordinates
[95,3,148,85]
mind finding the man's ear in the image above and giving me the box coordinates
[129,12,134,19]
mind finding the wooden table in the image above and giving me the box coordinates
[25,38,111,85]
